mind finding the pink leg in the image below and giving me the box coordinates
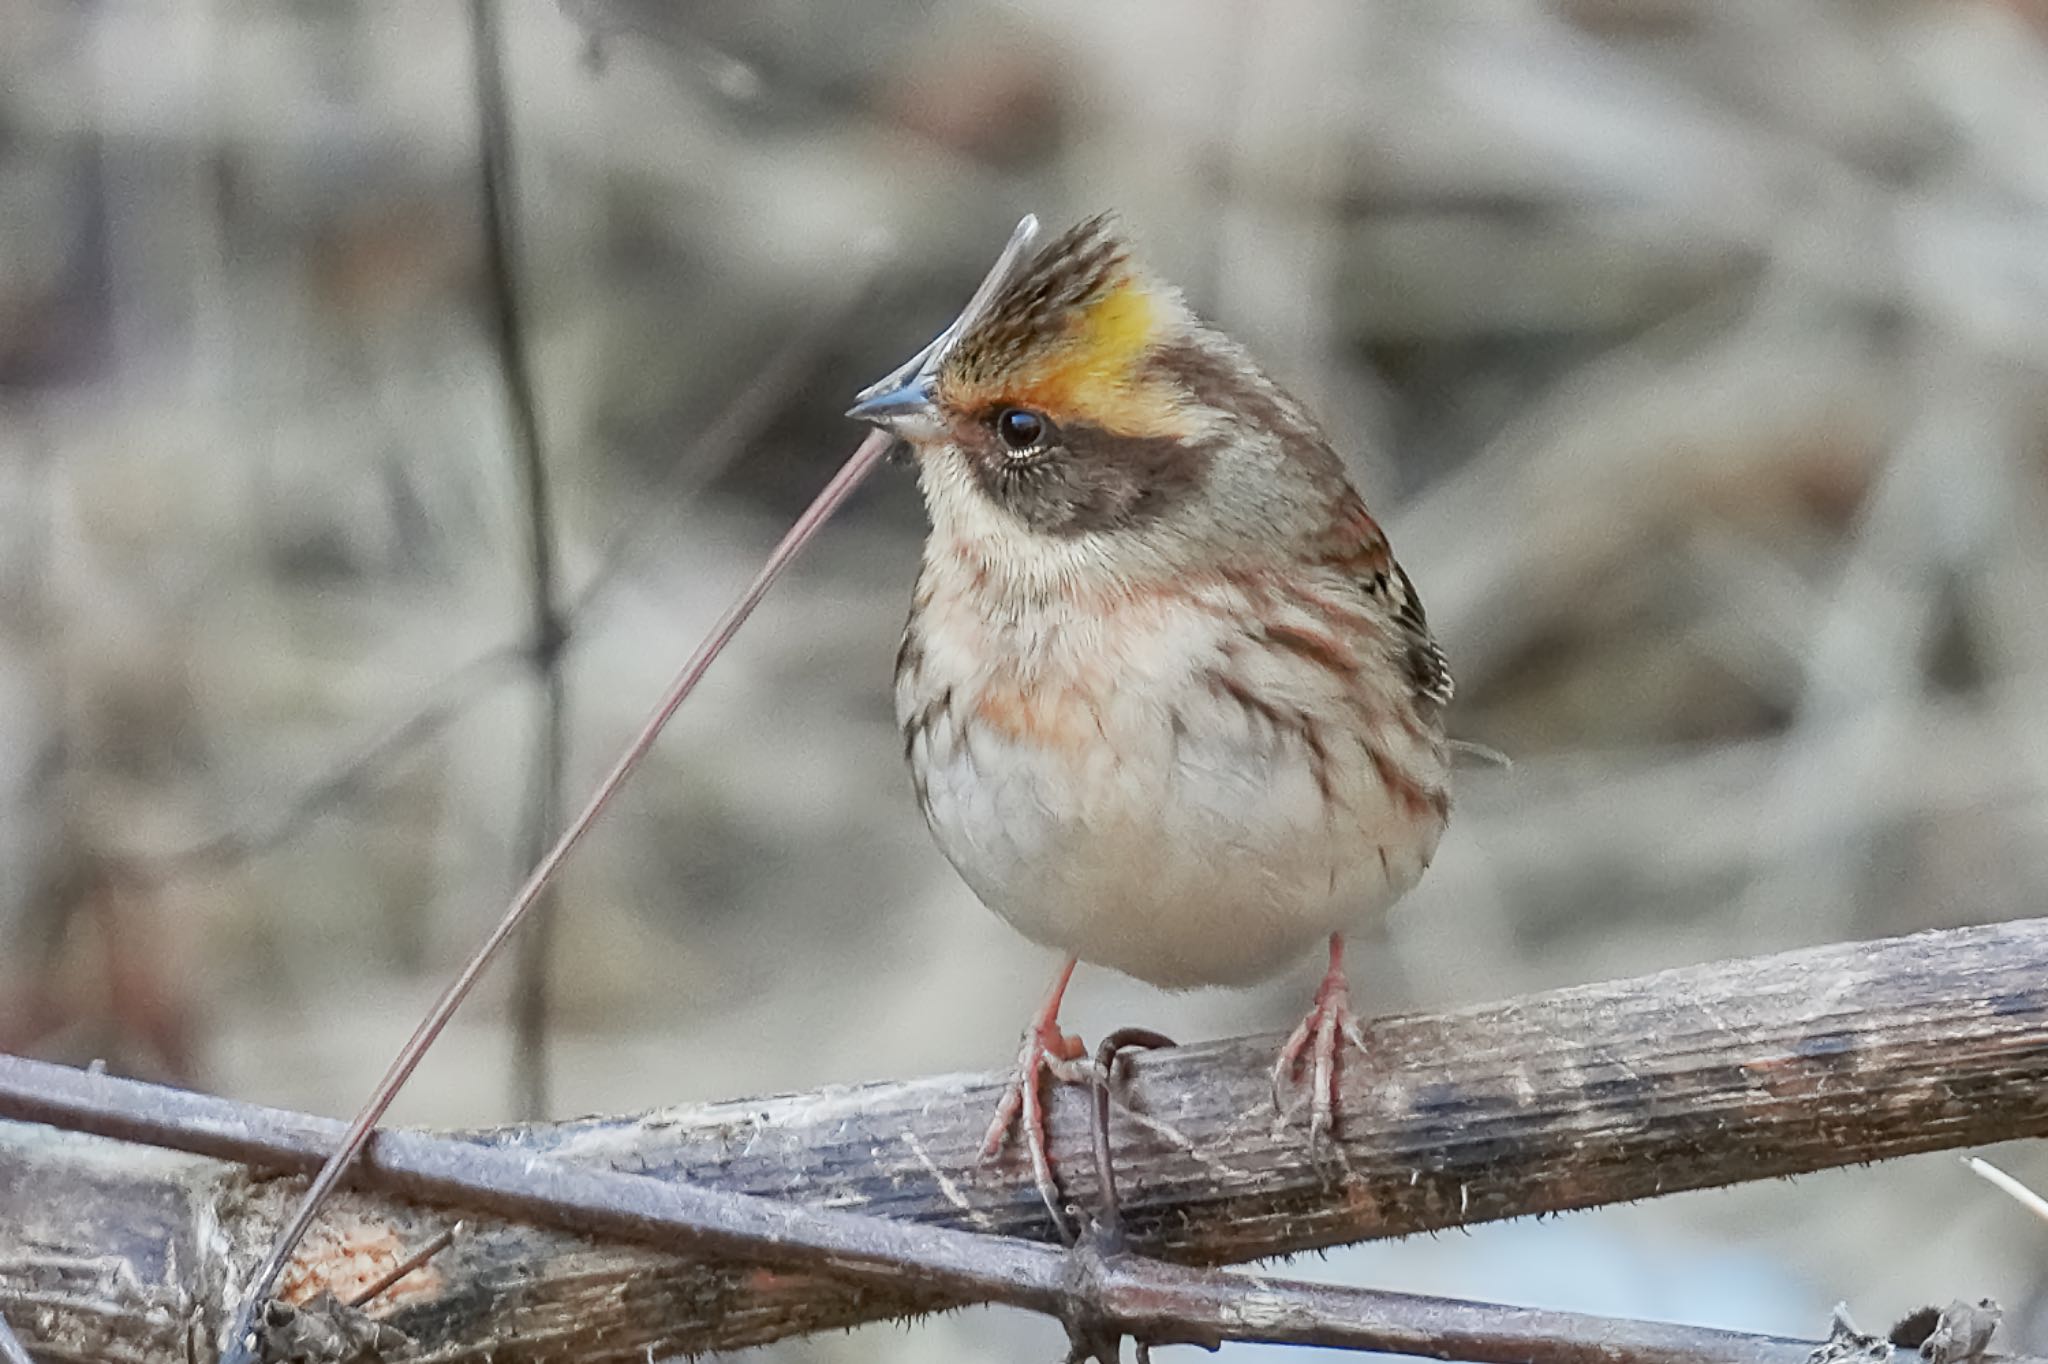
[982,956,1088,1218]
[1272,933,1369,1143]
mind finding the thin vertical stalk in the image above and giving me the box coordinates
[468,0,569,1121]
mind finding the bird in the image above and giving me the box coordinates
[847,214,1452,1195]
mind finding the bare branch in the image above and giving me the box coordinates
[1091,1253,1905,1364]
[465,0,572,1125]
[3,917,2046,1363]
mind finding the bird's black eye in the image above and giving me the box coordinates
[996,407,1048,451]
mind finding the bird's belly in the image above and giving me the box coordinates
[910,673,1440,989]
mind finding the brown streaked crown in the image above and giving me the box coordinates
[936,215,1202,443]
[944,216,1137,386]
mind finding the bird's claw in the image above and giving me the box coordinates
[1271,969,1367,1145]
[983,1015,1091,1236]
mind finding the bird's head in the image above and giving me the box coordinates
[850,215,1356,593]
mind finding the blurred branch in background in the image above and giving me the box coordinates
[3,917,2046,1362]
[467,0,572,1124]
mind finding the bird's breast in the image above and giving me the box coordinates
[895,562,1449,989]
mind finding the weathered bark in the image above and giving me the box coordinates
[2,918,2045,1364]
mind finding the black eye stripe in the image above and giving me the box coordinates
[965,418,1217,537]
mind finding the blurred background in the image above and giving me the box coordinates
[3,0,2047,1357]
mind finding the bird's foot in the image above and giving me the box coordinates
[983,1013,1089,1232]
[982,958,1089,1234]
[1271,938,1368,1144]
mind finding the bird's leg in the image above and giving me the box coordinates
[983,955,1089,1231]
[1272,932,1369,1143]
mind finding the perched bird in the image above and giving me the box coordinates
[848,215,1452,1186]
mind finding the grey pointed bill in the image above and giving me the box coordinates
[847,213,1041,434]
[844,373,940,432]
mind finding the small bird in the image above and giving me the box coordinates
[848,215,1452,1186]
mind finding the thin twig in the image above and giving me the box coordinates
[1093,1256,1873,1364]
[1088,1028,1175,1246]
[1964,1157,2048,1227]
[1069,1028,1177,1364]
[467,0,572,1124]
[344,1220,467,1309]
[215,427,892,1364]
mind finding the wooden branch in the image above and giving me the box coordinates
[3,919,2046,1363]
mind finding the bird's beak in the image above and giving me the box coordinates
[843,372,941,438]
[848,213,1041,443]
